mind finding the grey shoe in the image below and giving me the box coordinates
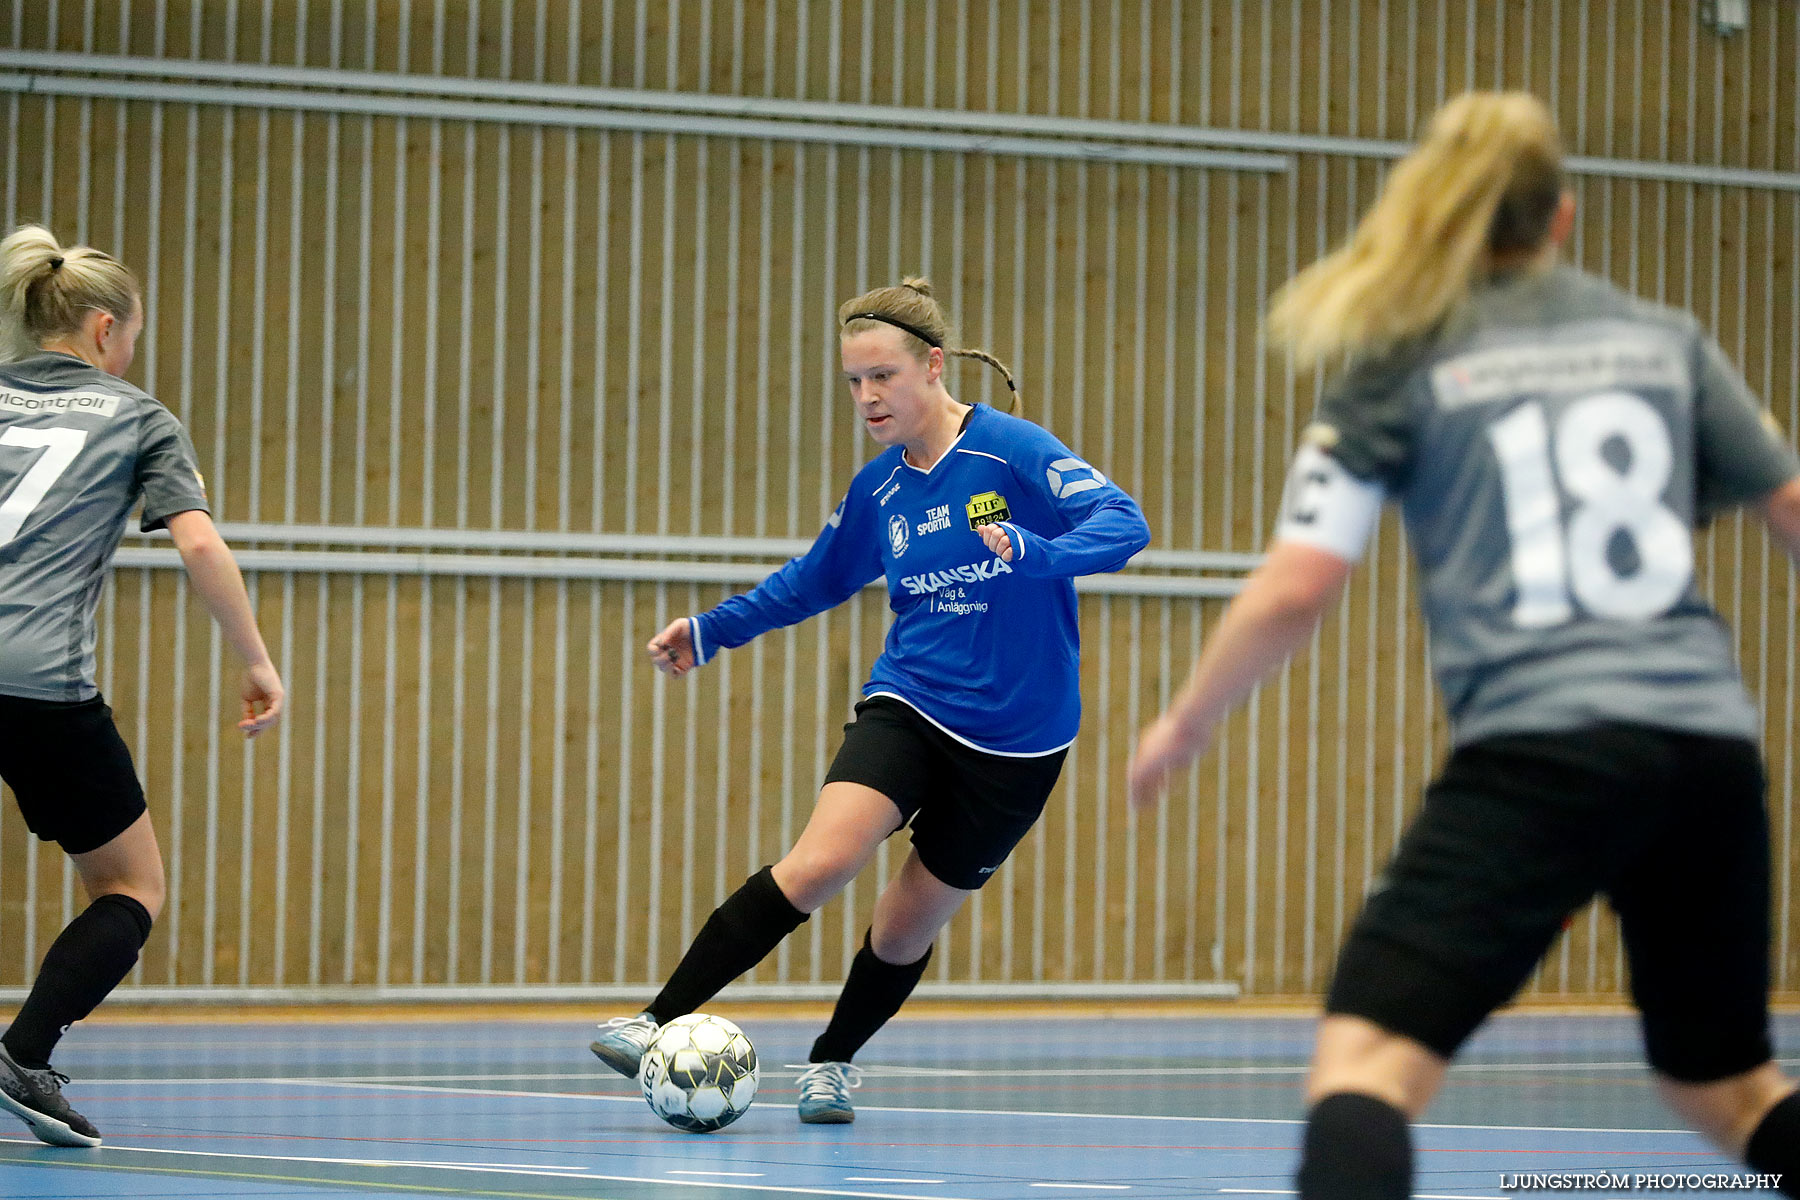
[589,1013,660,1079]
[796,1061,861,1124]
[0,1043,101,1147]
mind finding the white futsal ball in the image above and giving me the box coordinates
[639,1014,759,1132]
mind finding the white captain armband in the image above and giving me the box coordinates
[1273,443,1385,563]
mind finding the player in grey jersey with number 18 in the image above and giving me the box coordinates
[1129,93,1799,1199]
[0,225,284,1147]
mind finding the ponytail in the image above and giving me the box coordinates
[0,224,139,363]
[1268,92,1564,361]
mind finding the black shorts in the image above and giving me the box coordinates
[1327,723,1773,1083]
[0,693,148,855]
[822,696,1067,891]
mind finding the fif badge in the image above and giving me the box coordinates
[965,491,1010,529]
[888,512,910,557]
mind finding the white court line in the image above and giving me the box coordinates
[77,1074,639,1098]
[851,1102,1701,1138]
[670,1170,768,1177]
[98,1071,629,1084]
[19,1142,992,1200]
[1029,1185,1131,1191]
[866,1058,1800,1078]
[75,1075,1706,1137]
[829,1065,1310,1078]
[844,1180,948,1185]
[51,1144,591,1177]
[221,1076,644,1104]
[81,1056,1800,1086]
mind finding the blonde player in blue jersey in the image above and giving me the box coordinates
[1130,93,1800,1199]
[0,225,284,1146]
[591,277,1150,1123]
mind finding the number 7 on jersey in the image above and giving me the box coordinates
[0,425,89,547]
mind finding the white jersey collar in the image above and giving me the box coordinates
[901,405,981,476]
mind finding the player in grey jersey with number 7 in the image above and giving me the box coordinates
[0,225,284,1147]
[1130,93,1799,1199]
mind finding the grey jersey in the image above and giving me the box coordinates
[0,352,209,700]
[1310,267,1800,746]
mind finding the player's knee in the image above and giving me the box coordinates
[1656,1064,1793,1155]
[868,924,933,966]
[770,853,855,914]
[1306,1015,1447,1117]
[96,879,163,924]
[85,866,165,921]
[118,857,167,920]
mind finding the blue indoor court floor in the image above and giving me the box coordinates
[0,1010,1792,1200]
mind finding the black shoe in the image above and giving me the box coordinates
[0,1043,101,1146]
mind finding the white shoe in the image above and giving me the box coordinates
[589,1013,660,1079]
[796,1061,861,1124]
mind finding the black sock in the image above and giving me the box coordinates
[809,931,932,1064]
[646,866,807,1024]
[2,893,153,1070]
[1296,1092,1412,1200]
[1746,1090,1800,1197]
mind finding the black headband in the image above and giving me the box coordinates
[843,311,941,349]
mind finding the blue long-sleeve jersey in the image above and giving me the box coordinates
[692,404,1151,755]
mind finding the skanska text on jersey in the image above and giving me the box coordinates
[899,554,1015,596]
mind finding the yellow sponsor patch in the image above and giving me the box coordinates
[965,490,1010,529]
